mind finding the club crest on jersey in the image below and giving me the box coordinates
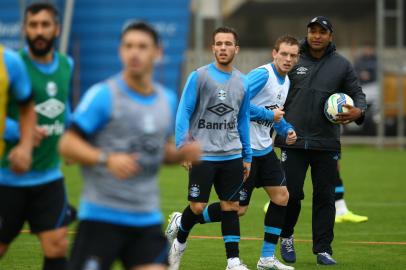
[217,89,227,101]
[296,66,308,75]
[46,81,58,97]
[189,184,200,198]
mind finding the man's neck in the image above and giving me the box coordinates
[28,49,54,64]
[123,71,153,96]
[214,62,233,73]
[272,62,287,77]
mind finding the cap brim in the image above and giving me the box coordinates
[307,22,332,32]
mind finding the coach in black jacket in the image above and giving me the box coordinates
[274,16,367,265]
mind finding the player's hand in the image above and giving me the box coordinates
[243,162,251,182]
[34,126,47,147]
[179,141,201,163]
[286,129,297,145]
[8,144,32,173]
[182,161,192,170]
[106,153,141,180]
[272,107,285,123]
[336,104,362,124]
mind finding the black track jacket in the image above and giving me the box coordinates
[275,40,367,151]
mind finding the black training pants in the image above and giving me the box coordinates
[279,148,338,255]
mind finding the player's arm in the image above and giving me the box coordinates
[247,68,284,122]
[175,71,198,149]
[238,80,253,180]
[337,61,367,124]
[274,118,297,145]
[58,84,139,180]
[5,49,36,173]
[163,88,201,164]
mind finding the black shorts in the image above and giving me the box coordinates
[239,151,286,206]
[0,178,71,244]
[188,158,244,202]
[68,221,168,270]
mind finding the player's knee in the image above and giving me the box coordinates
[43,237,68,258]
[238,206,248,216]
[220,201,239,212]
[0,244,9,257]
[189,203,206,215]
[273,189,290,206]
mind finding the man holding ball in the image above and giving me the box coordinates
[274,16,367,265]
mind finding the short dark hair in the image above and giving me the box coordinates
[120,21,159,45]
[24,2,59,23]
[273,35,300,51]
[212,26,239,46]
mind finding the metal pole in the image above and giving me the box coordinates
[60,0,75,54]
[396,0,404,149]
[376,0,385,148]
[214,0,223,29]
[194,0,204,68]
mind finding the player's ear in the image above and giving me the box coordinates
[211,44,216,55]
[272,49,278,59]
[154,45,163,63]
[235,45,240,55]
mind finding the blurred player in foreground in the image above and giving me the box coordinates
[0,3,75,270]
[59,21,200,270]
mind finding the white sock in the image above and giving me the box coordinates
[227,257,241,267]
[174,239,186,251]
[260,256,275,261]
[335,199,349,216]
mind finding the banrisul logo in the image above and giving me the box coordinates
[35,98,65,119]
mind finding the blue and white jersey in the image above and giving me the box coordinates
[176,63,252,162]
[247,63,294,157]
[0,51,73,187]
[72,73,177,227]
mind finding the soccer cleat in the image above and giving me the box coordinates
[168,240,186,270]
[226,262,250,270]
[257,256,295,270]
[280,236,296,263]
[165,212,182,245]
[335,211,368,223]
[316,252,337,265]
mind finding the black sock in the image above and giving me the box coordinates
[334,171,344,201]
[198,202,222,224]
[43,257,67,270]
[221,210,240,259]
[261,201,286,257]
[177,205,199,244]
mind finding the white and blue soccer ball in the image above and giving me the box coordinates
[324,93,354,124]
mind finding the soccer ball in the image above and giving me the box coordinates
[324,93,354,124]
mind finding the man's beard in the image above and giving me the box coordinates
[215,53,234,66]
[26,36,56,57]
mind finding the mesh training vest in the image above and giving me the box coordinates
[81,78,172,212]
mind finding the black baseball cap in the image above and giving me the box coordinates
[307,16,333,32]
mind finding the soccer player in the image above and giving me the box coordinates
[167,27,252,270]
[274,17,367,265]
[59,21,200,270]
[0,3,74,270]
[0,45,35,174]
[167,35,300,270]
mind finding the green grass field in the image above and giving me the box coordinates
[1,147,406,269]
